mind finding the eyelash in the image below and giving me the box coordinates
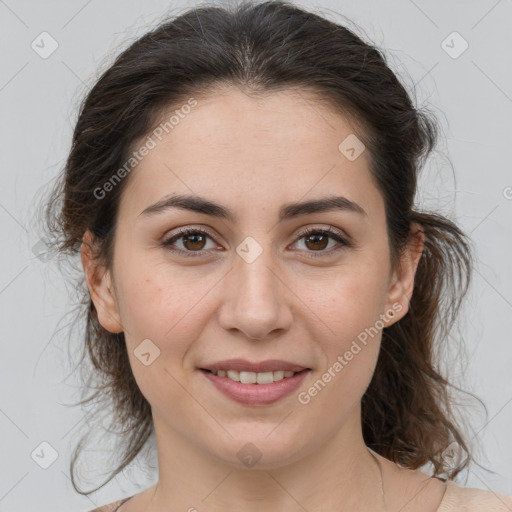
[160,225,351,259]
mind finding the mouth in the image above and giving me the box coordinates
[199,367,311,405]
[200,368,308,384]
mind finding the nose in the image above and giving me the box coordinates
[217,245,293,341]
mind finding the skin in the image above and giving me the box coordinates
[81,85,447,511]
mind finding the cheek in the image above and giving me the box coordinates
[307,261,390,339]
[115,251,205,333]
[115,261,220,372]
[115,271,206,406]
[302,273,386,414]
[303,264,389,394]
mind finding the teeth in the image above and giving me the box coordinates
[273,370,284,381]
[227,370,240,382]
[255,371,273,384]
[211,369,300,383]
[240,371,257,384]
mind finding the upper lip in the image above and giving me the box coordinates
[200,359,309,373]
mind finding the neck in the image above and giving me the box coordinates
[144,405,386,512]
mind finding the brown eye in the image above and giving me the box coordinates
[292,226,350,258]
[161,225,350,259]
[181,232,207,251]
[161,228,218,256]
[304,232,330,251]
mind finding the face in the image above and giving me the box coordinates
[82,86,423,470]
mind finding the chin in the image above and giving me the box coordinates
[206,433,309,470]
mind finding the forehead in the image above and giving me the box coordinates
[151,85,363,155]
[119,86,384,224]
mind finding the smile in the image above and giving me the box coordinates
[207,369,298,384]
[200,368,311,405]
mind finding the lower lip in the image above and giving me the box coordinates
[200,369,310,405]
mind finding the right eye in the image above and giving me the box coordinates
[161,227,220,257]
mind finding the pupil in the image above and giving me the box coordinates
[185,234,205,250]
[307,234,327,250]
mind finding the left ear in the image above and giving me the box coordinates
[383,222,425,325]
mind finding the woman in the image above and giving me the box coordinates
[42,1,512,510]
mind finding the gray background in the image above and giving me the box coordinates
[1,0,511,511]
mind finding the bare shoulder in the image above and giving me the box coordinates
[441,480,512,511]
[376,452,512,512]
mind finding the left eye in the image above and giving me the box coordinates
[161,226,348,257]
[293,227,347,253]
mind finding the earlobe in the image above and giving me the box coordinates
[80,230,123,333]
[384,222,425,326]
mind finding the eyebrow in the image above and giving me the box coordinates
[138,193,367,222]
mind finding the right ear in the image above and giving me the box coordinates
[80,230,123,333]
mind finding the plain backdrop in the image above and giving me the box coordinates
[0,1,511,511]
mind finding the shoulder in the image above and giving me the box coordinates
[438,480,512,511]
[87,495,133,512]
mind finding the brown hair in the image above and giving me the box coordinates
[41,0,486,495]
